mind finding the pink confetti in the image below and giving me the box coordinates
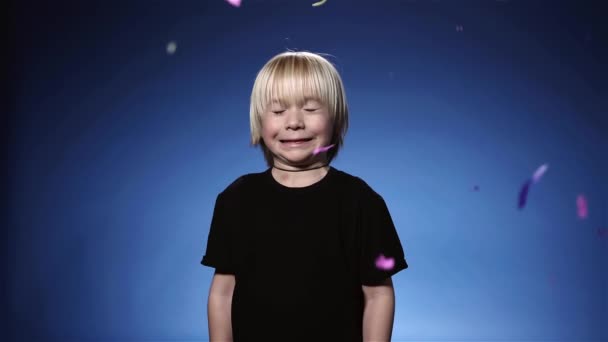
[312,144,335,156]
[375,254,395,271]
[225,0,241,7]
[531,163,549,184]
[576,194,588,219]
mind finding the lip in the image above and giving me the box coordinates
[280,139,312,147]
[280,138,313,142]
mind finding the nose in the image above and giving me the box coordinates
[285,108,305,129]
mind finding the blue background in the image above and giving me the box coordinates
[5,0,607,341]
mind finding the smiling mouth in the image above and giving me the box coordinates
[280,138,313,143]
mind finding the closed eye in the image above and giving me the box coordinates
[272,110,285,115]
[304,108,318,112]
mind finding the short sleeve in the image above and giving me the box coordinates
[359,192,408,286]
[201,193,235,274]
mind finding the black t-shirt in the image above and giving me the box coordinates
[201,166,408,341]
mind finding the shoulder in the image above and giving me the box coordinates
[218,169,265,199]
[221,175,249,195]
[334,168,383,200]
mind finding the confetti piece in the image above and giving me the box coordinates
[597,228,608,238]
[472,185,479,192]
[518,164,549,209]
[531,163,549,184]
[166,41,177,55]
[225,0,241,7]
[375,254,395,271]
[312,144,335,156]
[456,25,464,32]
[312,0,327,7]
[576,194,588,219]
[517,179,532,209]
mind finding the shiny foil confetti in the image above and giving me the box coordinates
[312,0,327,6]
[225,0,241,7]
[518,164,549,209]
[312,144,335,156]
[532,163,549,184]
[576,194,588,219]
[375,254,395,271]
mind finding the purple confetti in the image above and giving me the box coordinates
[518,179,532,209]
[375,254,395,271]
[576,194,588,219]
[531,163,549,184]
[312,144,335,156]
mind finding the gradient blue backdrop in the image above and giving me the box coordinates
[5,0,607,341]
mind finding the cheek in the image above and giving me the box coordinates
[314,118,334,135]
[261,121,278,138]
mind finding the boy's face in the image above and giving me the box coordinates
[261,97,333,168]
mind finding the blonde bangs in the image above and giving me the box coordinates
[264,57,334,110]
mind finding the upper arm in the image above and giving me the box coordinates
[357,189,408,286]
[209,271,236,298]
[362,277,394,300]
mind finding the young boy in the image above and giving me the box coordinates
[201,51,408,341]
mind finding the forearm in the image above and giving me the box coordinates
[362,293,395,342]
[208,294,233,341]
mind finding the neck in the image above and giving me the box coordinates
[272,163,329,172]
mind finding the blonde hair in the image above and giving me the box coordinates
[249,51,349,167]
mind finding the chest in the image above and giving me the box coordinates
[232,193,360,280]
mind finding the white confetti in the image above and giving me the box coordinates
[166,41,177,55]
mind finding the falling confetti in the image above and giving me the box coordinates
[312,144,335,156]
[576,194,588,219]
[517,179,532,209]
[472,185,480,192]
[225,0,241,7]
[166,41,177,55]
[531,163,549,184]
[312,0,327,6]
[375,254,395,271]
[518,164,549,209]
[456,25,464,32]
